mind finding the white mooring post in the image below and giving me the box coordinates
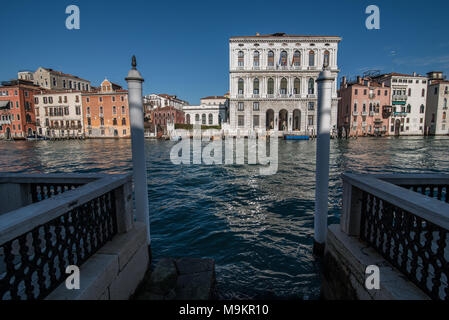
[125,56,151,256]
[314,64,334,256]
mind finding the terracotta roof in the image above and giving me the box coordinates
[42,68,90,82]
[377,72,427,78]
[230,33,341,39]
[429,80,449,85]
[201,96,227,99]
[35,89,85,95]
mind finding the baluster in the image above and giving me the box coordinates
[32,227,46,298]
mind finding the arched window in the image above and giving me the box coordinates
[268,51,274,67]
[293,50,301,66]
[208,113,213,125]
[323,50,330,67]
[253,78,259,94]
[444,98,447,109]
[280,78,287,95]
[280,51,287,66]
[238,78,244,95]
[195,114,200,123]
[443,112,447,120]
[420,104,425,113]
[202,114,206,125]
[253,51,260,67]
[422,88,426,97]
[407,104,411,113]
[294,78,301,94]
[308,78,315,94]
[309,50,315,67]
[218,114,222,124]
[238,51,244,67]
[408,88,412,96]
[267,78,274,95]
[186,114,190,124]
[122,118,126,125]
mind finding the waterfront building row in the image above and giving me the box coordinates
[338,71,449,137]
[33,79,130,138]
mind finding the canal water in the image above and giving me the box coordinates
[0,137,448,299]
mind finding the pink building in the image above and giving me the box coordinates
[338,76,392,137]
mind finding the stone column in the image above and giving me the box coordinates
[125,56,151,254]
[275,111,279,131]
[313,65,334,256]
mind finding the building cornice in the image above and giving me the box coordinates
[230,37,341,44]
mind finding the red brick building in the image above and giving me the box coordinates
[338,76,392,137]
[0,79,42,139]
[149,106,185,134]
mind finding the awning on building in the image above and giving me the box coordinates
[392,101,406,105]
[0,100,11,109]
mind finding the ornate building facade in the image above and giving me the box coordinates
[373,72,428,136]
[34,90,84,137]
[228,33,341,135]
[425,72,449,135]
[82,79,130,138]
[183,96,228,126]
[0,79,41,139]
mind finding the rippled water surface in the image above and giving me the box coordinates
[0,137,448,299]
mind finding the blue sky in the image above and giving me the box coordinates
[1,0,449,104]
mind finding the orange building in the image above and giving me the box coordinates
[338,76,392,137]
[82,79,130,138]
[0,79,41,139]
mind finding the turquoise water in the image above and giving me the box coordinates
[0,137,448,299]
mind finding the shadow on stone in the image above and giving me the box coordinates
[132,257,216,300]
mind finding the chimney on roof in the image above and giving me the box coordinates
[341,76,347,88]
[256,32,260,36]
[413,72,417,77]
[357,76,361,84]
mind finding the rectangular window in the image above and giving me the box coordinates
[308,115,314,126]
[253,115,259,128]
[253,102,259,111]
[308,102,315,111]
[354,89,358,95]
[238,102,244,111]
[238,115,245,127]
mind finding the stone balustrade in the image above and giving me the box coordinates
[0,173,149,300]
[323,173,449,300]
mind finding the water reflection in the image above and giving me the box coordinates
[0,136,448,299]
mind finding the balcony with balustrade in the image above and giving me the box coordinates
[323,173,449,300]
[0,173,149,300]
